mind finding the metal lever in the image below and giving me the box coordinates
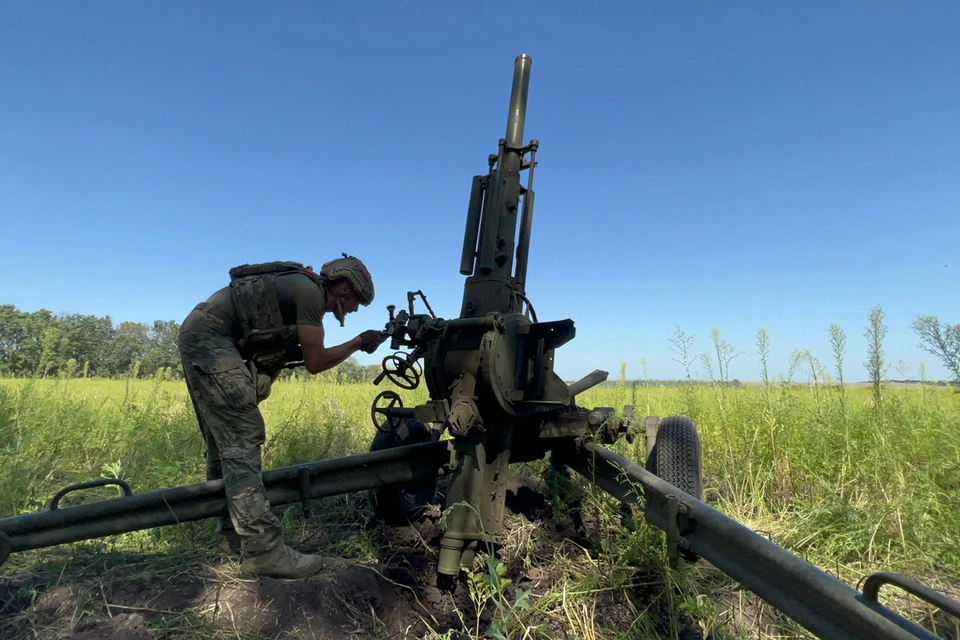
[51,479,133,510]
[861,571,960,622]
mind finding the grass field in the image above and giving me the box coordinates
[0,371,958,639]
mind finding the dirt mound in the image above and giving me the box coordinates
[72,613,152,640]
[0,556,432,639]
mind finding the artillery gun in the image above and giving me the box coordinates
[1,55,958,640]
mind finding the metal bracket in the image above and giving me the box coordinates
[0,530,10,566]
[407,289,437,318]
[298,466,312,519]
[443,441,460,475]
[666,494,680,568]
[663,494,698,568]
[447,396,482,437]
[644,415,661,461]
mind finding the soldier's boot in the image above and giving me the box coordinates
[240,543,325,579]
[226,476,324,580]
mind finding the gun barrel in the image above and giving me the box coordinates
[505,54,532,150]
[460,54,534,314]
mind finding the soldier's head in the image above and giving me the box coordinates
[318,253,375,326]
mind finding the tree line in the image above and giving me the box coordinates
[0,305,182,379]
[0,304,386,383]
[2,303,957,388]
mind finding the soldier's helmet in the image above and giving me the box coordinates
[319,253,375,306]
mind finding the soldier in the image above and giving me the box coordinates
[177,254,387,579]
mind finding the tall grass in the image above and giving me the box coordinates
[1,356,958,638]
[0,375,432,518]
[592,380,957,574]
[2,371,956,575]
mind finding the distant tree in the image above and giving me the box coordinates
[912,315,960,387]
[0,305,56,376]
[334,357,368,384]
[36,325,67,378]
[104,321,150,376]
[142,319,182,377]
[58,313,114,375]
[363,363,381,382]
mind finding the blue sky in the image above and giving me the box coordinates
[2,2,957,383]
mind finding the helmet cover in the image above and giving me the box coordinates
[319,253,374,306]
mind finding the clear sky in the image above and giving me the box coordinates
[2,2,957,383]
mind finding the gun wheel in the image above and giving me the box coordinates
[645,416,703,563]
[645,415,703,501]
[368,417,438,525]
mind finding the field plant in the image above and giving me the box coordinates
[0,312,958,639]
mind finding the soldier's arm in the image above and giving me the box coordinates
[298,323,362,374]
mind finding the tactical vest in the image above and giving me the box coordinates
[228,261,324,369]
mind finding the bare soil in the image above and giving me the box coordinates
[0,473,699,639]
[2,474,955,640]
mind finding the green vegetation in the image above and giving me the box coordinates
[1,305,958,638]
[3,302,959,388]
[0,304,182,379]
[1,363,958,637]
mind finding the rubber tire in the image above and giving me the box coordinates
[645,416,703,501]
[368,417,438,525]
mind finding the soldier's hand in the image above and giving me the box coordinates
[358,329,387,354]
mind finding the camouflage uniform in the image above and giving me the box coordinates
[178,272,330,557]
[179,258,375,576]
[178,314,278,555]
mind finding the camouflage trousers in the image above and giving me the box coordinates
[178,305,282,556]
